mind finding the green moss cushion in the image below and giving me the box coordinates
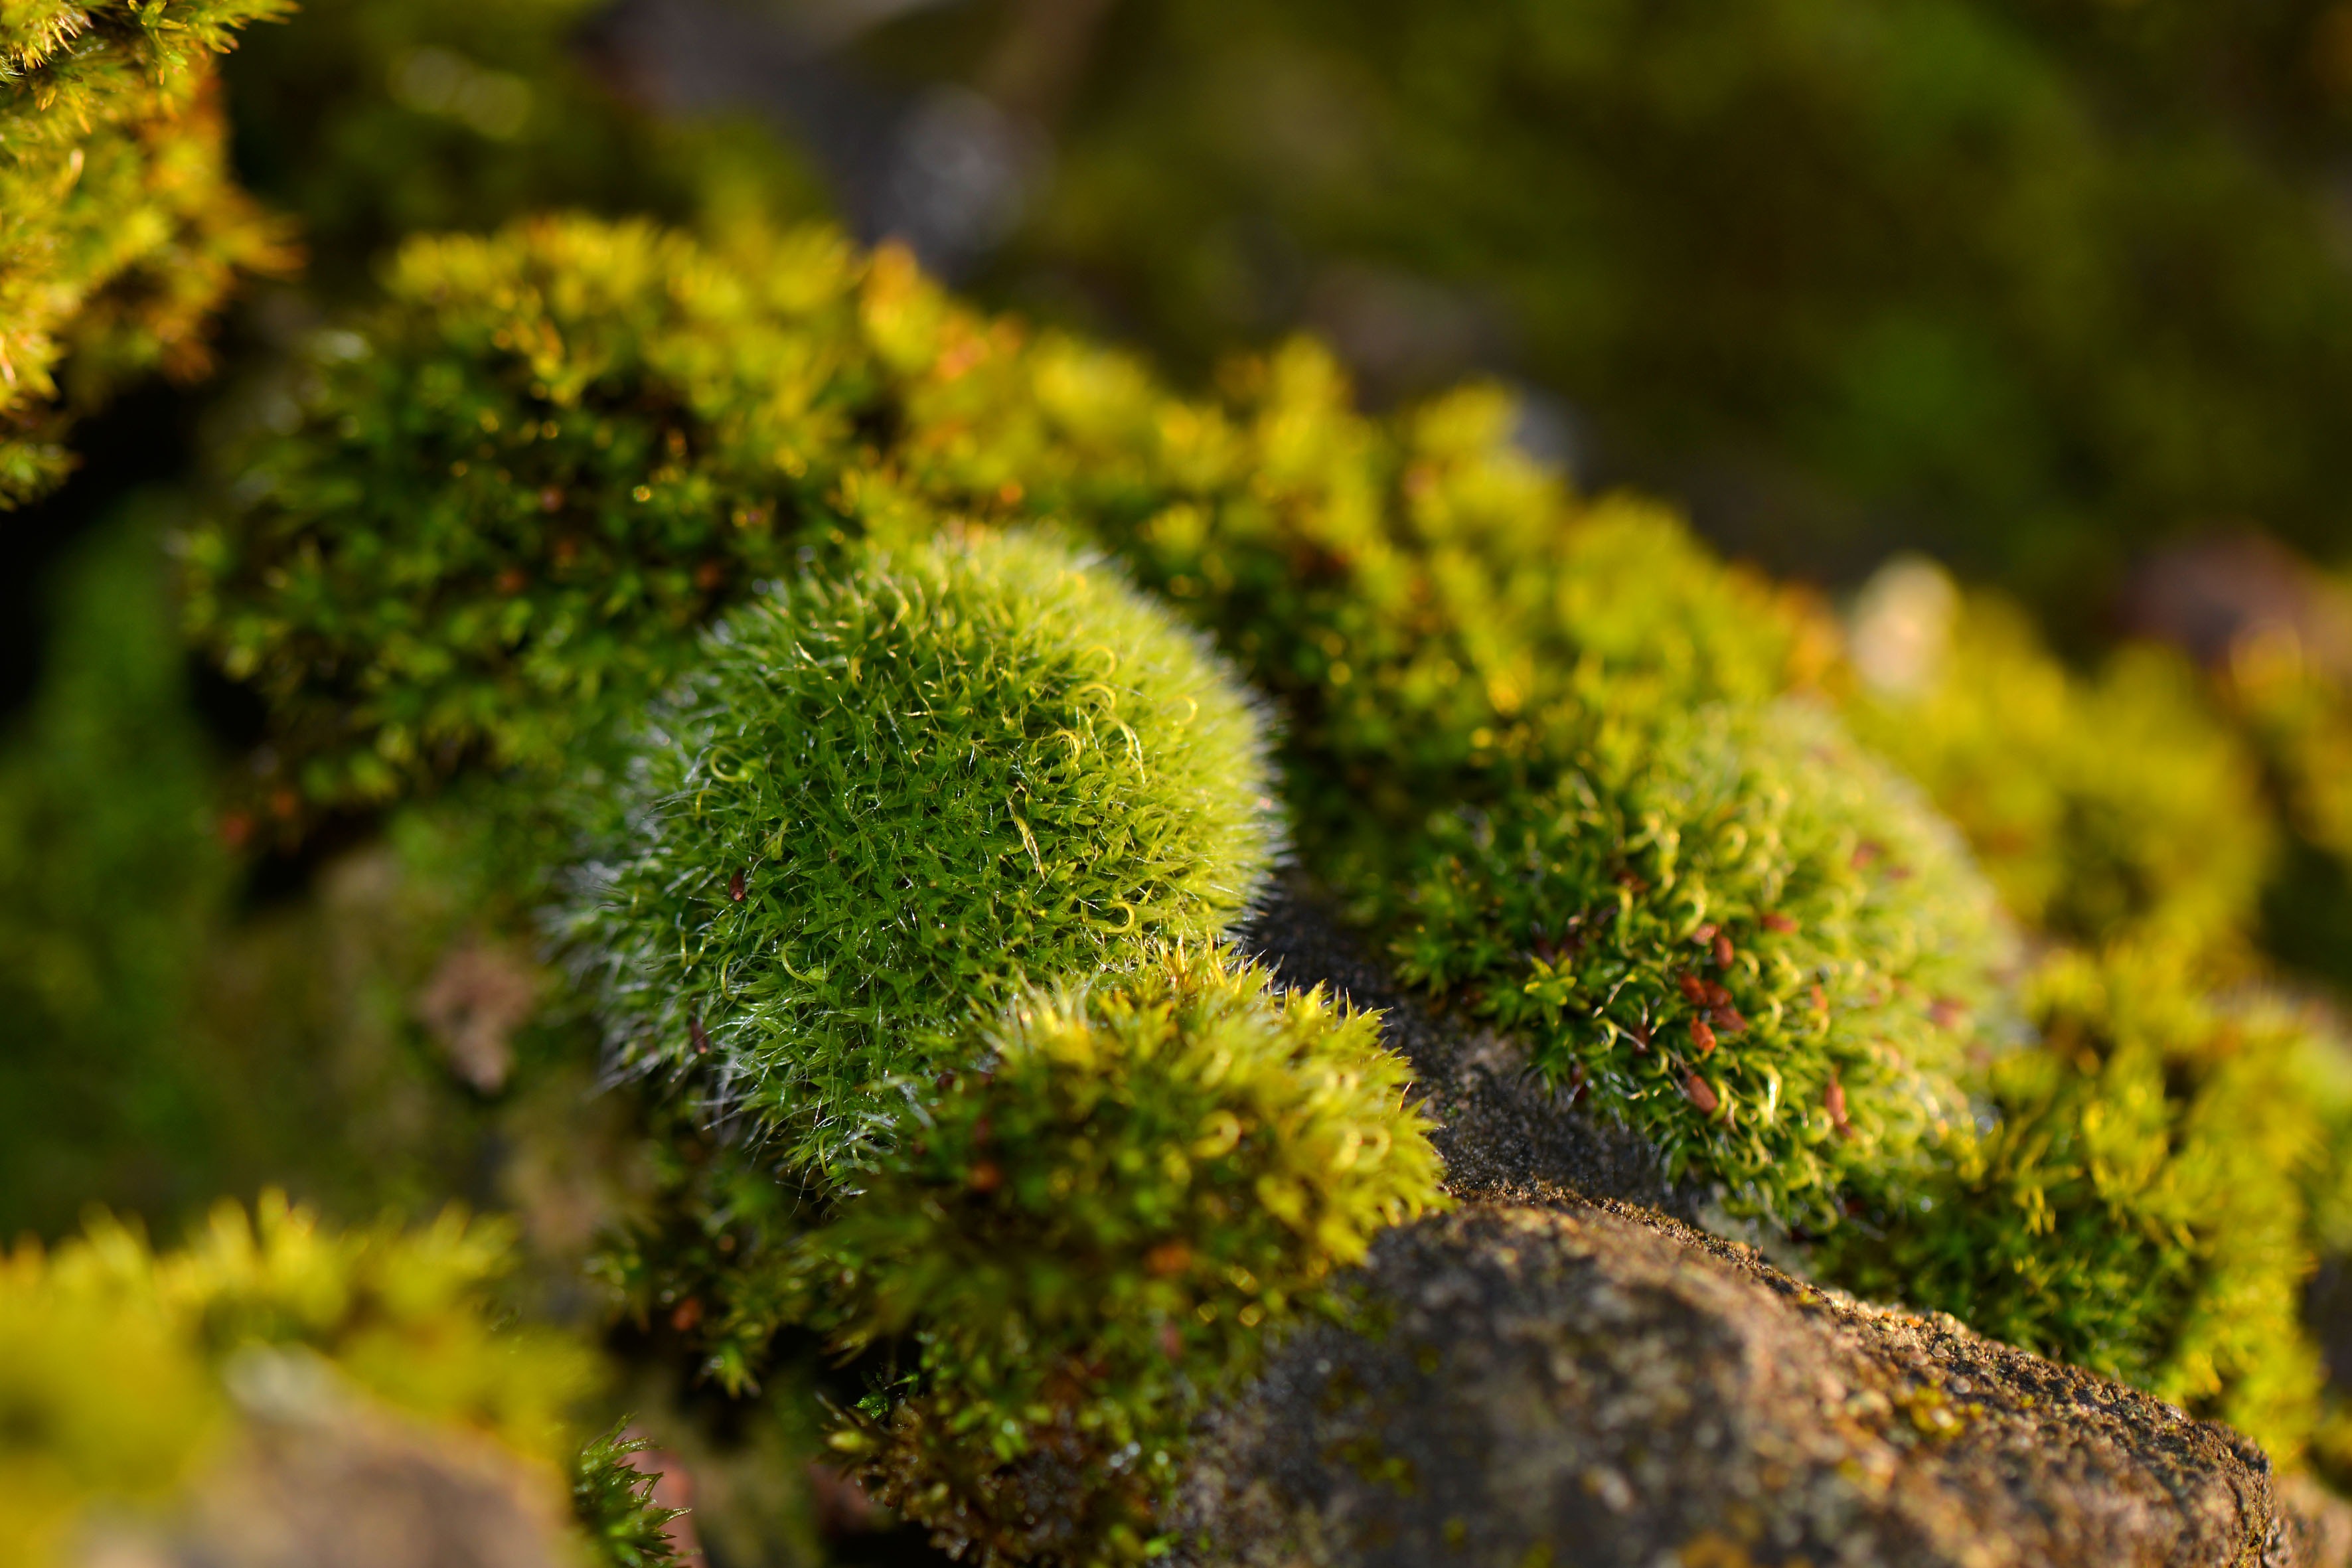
[568,528,1281,1177]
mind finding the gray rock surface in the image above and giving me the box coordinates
[1244,875,1710,1217]
[1176,1199,2296,1568]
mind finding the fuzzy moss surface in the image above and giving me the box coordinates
[1820,945,2332,1463]
[0,1192,605,1565]
[198,217,2009,1219]
[1392,696,2010,1226]
[802,947,1443,1566]
[185,216,903,809]
[568,528,1279,1178]
[1847,571,2273,962]
[1,0,294,505]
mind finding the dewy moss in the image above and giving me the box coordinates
[803,947,1444,1567]
[568,528,1281,1178]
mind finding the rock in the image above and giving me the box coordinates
[1245,874,1709,1216]
[84,1401,570,1568]
[1175,1200,2296,1568]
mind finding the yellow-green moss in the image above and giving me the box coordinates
[564,528,1280,1179]
[804,947,1444,1565]
[1822,945,2332,1462]
[1,1,293,504]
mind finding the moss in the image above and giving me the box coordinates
[1,1,294,505]
[573,1422,692,1568]
[1394,695,2010,1227]
[185,216,886,810]
[0,1192,608,1565]
[1846,562,2273,961]
[803,947,1443,1566]
[566,528,1279,1179]
[1820,945,2331,1462]
[198,216,2013,1221]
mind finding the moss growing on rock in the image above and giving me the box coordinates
[185,216,894,808]
[198,216,2014,1223]
[0,1192,629,1565]
[568,528,1279,1178]
[803,947,1443,1566]
[1821,944,2333,1462]
[1395,695,2011,1227]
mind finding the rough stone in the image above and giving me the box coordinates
[84,1403,569,1568]
[1245,874,1709,1217]
[1174,1198,2296,1568]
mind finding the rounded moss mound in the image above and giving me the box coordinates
[1820,944,2333,1462]
[805,946,1444,1565]
[1395,694,2011,1227]
[570,528,1281,1176]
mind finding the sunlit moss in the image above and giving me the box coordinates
[565,528,1279,1178]
[804,947,1444,1565]
[199,217,2010,1223]
[1846,562,2273,960]
[0,1192,651,1565]
[1821,945,2333,1462]
[1,1,294,504]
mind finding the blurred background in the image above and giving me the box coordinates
[21,0,2352,1554]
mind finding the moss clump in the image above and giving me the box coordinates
[803,947,1443,1566]
[0,1192,609,1565]
[1845,562,2273,961]
[573,1422,691,1568]
[1,1,293,505]
[194,216,2010,1223]
[194,217,1999,1219]
[1821,945,2331,1462]
[184,215,897,809]
[568,528,1279,1178]
[1394,694,2009,1226]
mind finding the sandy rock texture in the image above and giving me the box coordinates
[84,1401,570,1568]
[1175,1200,2296,1568]
[1231,877,2330,1567]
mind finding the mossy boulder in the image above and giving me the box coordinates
[1175,1199,2302,1568]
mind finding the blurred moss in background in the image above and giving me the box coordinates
[22,3,2352,1556]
